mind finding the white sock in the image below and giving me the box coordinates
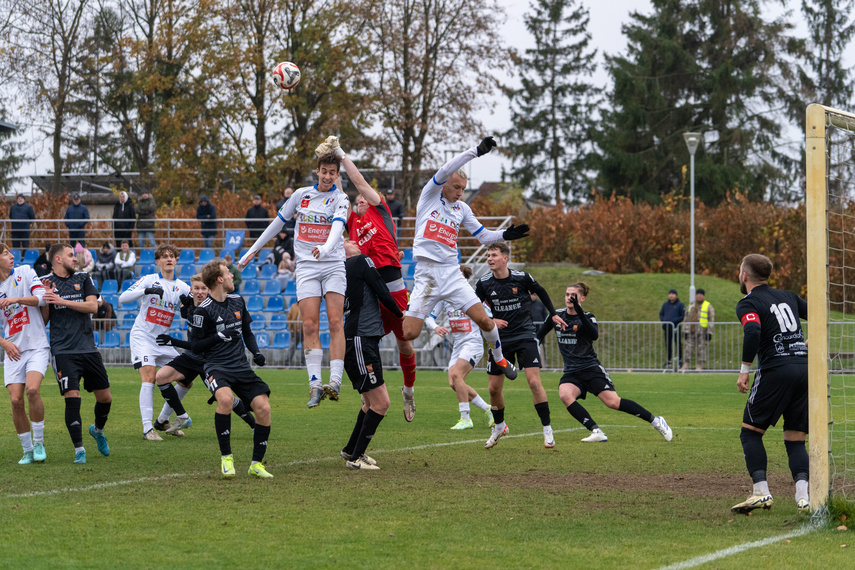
[495,421,506,431]
[544,425,553,434]
[18,432,33,453]
[458,402,471,420]
[176,384,191,400]
[306,348,324,388]
[470,395,490,411]
[330,359,344,387]
[75,446,85,453]
[140,383,155,432]
[402,385,414,398]
[157,402,173,423]
[482,324,504,362]
[795,480,809,502]
[31,420,45,444]
[753,480,771,496]
[177,412,189,420]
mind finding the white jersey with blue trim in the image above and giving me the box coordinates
[426,300,483,345]
[278,184,350,264]
[0,265,48,353]
[119,272,190,336]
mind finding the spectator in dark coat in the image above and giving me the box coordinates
[196,195,217,248]
[94,242,117,282]
[64,193,90,247]
[112,191,136,244]
[136,191,156,248]
[9,194,36,249]
[659,288,686,368]
[245,194,270,240]
[386,190,405,239]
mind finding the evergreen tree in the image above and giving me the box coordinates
[502,0,600,206]
[0,107,25,195]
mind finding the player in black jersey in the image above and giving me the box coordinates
[339,240,404,470]
[41,244,113,464]
[475,242,566,449]
[731,254,809,514]
[537,282,673,444]
[188,260,272,479]
[154,275,256,432]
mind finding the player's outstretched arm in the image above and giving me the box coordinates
[239,215,286,268]
[156,334,191,350]
[316,136,382,207]
[422,137,497,201]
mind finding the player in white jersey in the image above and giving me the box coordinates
[0,244,50,464]
[118,244,191,440]
[424,266,494,430]
[239,152,350,408]
[401,137,529,381]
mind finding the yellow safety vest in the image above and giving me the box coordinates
[699,300,711,328]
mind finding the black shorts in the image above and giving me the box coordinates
[165,352,204,386]
[345,336,385,393]
[204,367,270,406]
[559,365,615,400]
[487,338,541,375]
[743,363,808,432]
[52,352,111,396]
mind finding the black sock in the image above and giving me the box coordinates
[65,397,83,447]
[618,398,654,422]
[233,398,256,428]
[785,440,809,482]
[491,406,505,426]
[534,401,551,427]
[352,409,384,460]
[344,408,367,456]
[252,424,271,463]
[214,413,232,456]
[740,427,767,482]
[94,401,111,430]
[158,383,186,416]
[567,401,598,431]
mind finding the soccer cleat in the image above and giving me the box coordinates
[347,457,380,470]
[451,418,474,430]
[143,429,164,441]
[307,386,324,408]
[581,428,608,443]
[490,351,517,380]
[544,426,555,448]
[340,450,377,465]
[88,425,110,456]
[486,410,495,428]
[323,383,340,401]
[248,462,274,478]
[652,416,673,442]
[73,449,87,464]
[221,455,236,478]
[731,493,773,514]
[166,417,192,435]
[18,451,34,465]
[33,442,47,462]
[153,419,171,431]
[402,388,416,422]
[797,498,810,513]
[485,423,509,449]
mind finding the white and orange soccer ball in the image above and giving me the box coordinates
[272,61,301,90]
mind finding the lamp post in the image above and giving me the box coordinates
[683,132,701,301]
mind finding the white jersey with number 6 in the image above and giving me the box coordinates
[119,273,190,337]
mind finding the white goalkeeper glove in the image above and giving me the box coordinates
[314,135,345,158]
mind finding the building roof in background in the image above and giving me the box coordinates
[29,172,152,203]
[0,119,17,132]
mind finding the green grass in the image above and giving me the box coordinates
[0,367,851,569]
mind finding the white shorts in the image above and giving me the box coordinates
[448,335,484,370]
[405,260,481,320]
[4,346,50,386]
[296,261,346,301]
[130,332,179,369]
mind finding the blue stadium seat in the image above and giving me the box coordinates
[22,249,39,265]
[117,313,136,330]
[255,332,270,349]
[218,249,234,260]
[320,331,331,350]
[120,279,134,294]
[100,279,119,295]
[103,294,119,308]
[250,320,266,332]
[139,264,157,276]
[242,280,261,295]
[198,249,215,264]
[272,331,290,349]
[139,250,155,264]
[102,331,120,348]
[176,265,195,279]
[120,299,139,312]
[241,266,257,280]
[258,264,277,280]
[120,331,130,348]
[264,296,285,313]
[401,248,414,263]
[93,331,101,346]
[268,313,288,330]
[283,280,297,296]
[254,249,272,265]
[178,249,196,265]
[92,279,100,291]
[261,279,281,296]
[245,295,264,312]
[11,249,21,264]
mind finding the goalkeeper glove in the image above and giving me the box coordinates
[502,224,529,241]
[476,136,497,156]
[179,294,194,319]
[253,353,266,366]
[156,334,176,346]
[144,287,164,298]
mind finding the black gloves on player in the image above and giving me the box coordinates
[156,334,175,346]
[502,223,530,241]
[476,136,497,156]
[570,293,582,310]
[253,353,266,366]
[179,294,193,319]
[144,286,164,298]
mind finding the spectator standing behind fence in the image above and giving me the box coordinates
[115,240,136,282]
[10,194,36,249]
[64,193,90,247]
[681,289,715,372]
[196,195,217,248]
[275,187,294,211]
[136,192,156,248]
[245,194,270,240]
[385,190,405,239]
[112,191,136,245]
[659,288,685,369]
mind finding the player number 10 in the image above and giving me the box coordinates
[770,303,798,333]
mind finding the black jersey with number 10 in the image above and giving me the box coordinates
[736,284,807,371]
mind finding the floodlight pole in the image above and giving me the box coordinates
[684,133,702,302]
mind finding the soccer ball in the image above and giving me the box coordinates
[272,61,301,90]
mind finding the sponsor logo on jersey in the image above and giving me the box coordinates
[193,315,203,328]
[145,307,174,327]
[450,202,461,211]
[74,284,81,290]
[298,223,333,243]
[427,209,459,229]
[450,318,472,333]
[322,197,334,206]
[216,316,223,322]
[234,312,241,320]
[8,308,30,335]
[512,287,518,294]
[572,324,578,331]
[490,290,497,296]
[301,199,310,208]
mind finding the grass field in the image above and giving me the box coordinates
[0,367,851,569]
